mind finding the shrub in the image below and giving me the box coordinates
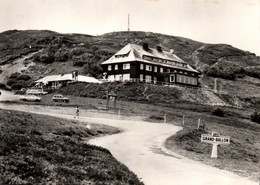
[251,111,260,124]
[0,83,7,90]
[212,108,224,117]
[245,66,260,79]
[7,79,18,86]
[39,54,54,63]
[205,62,246,80]
[54,48,70,62]
[9,72,21,79]
[69,47,88,57]
[73,61,87,67]
[11,83,23,90]
[19,74,31,81]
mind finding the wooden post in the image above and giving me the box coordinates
[118,110,121,120]
[214,78,218,94]
[106,90,109,109]
[197,118,201,129]
[211,143,218,158]
[164,114,167,123]
[113,96,117,109]
[183,115,185,125]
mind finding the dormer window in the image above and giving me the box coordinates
[115,51,130,58]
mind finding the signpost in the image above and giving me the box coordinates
[201,132,230,158]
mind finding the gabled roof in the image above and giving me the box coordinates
[35,74,101,84]
[101,43,199,73]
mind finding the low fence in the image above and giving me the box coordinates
[100,78,200,89]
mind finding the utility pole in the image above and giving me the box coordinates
[128,14,130,31]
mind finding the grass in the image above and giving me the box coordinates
[0,109,143,185]
[4,88,260,181]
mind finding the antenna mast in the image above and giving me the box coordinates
[128,14,130,31]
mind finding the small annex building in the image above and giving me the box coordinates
[34,72,101,89]
[101,43,200,86]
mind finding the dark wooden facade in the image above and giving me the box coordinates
[103,62,199,86]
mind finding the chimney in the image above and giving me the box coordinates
[170,49,174,54]
[142,43,149,51]
[156,46,163,52]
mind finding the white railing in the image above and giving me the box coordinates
[100,78,200,89]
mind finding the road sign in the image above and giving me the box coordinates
[201,134,230,144]
[201,132,230,158]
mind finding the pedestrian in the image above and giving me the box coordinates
[74,106,79,118]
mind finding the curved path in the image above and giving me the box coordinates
[0,103,257,185]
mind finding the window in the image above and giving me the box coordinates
[123,73,130,81]
[115,64,118,70]
[107,75,114,81]
[167,69,170,73]
[140,64,144,70]
[146,65,152,71]
[123,63,130,70]
[115,51,130,58]
[115,74,122,81]
[140,74,144,82]
[145,75,152,83]
[154,76,157,84]
[143,55,153,61]
[154,66,157,72]
[108,65,112,71]
[170,75,175,82]
[160,68,164,73]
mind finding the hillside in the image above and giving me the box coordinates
[0,29,260,107]
[0,109,144,184]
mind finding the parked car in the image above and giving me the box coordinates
[26,88,48,96]
[20,95,41,102]
[52,94,69,102]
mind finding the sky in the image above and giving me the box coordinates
[1,0,260,55]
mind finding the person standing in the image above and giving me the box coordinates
[74,106,79,118]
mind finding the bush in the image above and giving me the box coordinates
[6,79,18,86]
[212,108,225,117]
[11,83,23,90]
[69,47,88,57]
[245,66,260,79]
[54,48,70,62]
[19,75,31,81]
[7,73,31,89]
[205,62,246,80]
[9,72,21,79]
[251,111,260,124]
[73,61,87,67]
[0,83,7,90]
[39,54,54,63]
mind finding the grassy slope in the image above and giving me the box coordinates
[0,109,143,185]
[3,85,260,181]
[1,29,260,107]
[38,89,260,181]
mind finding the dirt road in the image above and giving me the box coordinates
[0,103,257,185]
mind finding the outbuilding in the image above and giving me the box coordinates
[34,72,101,89]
